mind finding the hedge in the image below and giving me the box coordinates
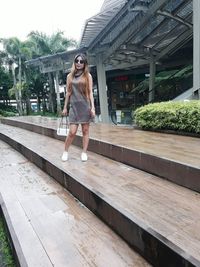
[0,109,17,117]
[134,100,200,134]
[0,104,18,117]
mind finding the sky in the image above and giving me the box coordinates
[0,0,105,42]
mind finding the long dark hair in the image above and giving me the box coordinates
[67,53,90,98]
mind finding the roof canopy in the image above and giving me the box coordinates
[82,0,192,70]
[80,0,126,48]
[26,0,193,72]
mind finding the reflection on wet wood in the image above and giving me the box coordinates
[2,116,200,167]
[1,117,200,266]
[1,117,200,194]
[0,140,151,267]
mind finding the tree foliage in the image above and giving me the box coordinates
[28,30,77,56]
[0,30,77,115]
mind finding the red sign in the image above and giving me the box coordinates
[115,76,128,81]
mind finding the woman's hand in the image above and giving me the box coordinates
[62,107,68,116]
[90,107,95,118]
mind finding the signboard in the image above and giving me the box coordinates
[115,75,128,81]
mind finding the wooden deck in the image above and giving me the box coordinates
[0,140,150,267]
[0,116,200,266]
[3,115,200,168]
[2,116,200,192]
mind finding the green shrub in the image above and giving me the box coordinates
[0,104,18,117]
[0,104,17,114]
[0,109,17,117]
[134,100,200,134]
[0,217,16,266]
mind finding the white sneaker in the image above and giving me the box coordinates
[61,151,68,161]
[81,152,88,162]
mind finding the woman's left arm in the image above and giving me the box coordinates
[89,74,95,117]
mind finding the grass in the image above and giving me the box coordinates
[0,217,16,267]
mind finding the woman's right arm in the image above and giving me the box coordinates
[62,75,71,115]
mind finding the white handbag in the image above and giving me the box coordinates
[57,116,69,136]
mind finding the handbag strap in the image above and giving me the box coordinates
[59,115,69,129]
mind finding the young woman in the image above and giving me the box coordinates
[61,53,95,162]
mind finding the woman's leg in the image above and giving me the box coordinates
[64,124,78,151]
[81,123,89,153]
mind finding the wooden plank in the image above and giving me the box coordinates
[1,123,200,263]
[0,141,151,267]
[2,116,200,168]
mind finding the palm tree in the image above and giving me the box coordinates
[0,50,8,66]
[0,65,13,105]
[28,30,77,114]
[2,37,34,115]
[28,30,77,55]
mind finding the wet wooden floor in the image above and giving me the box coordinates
[0,120,200,265]
[0,140,151,267]
[6,116,200,168]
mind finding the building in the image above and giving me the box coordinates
[27,0,199,124]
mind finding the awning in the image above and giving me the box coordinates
[81,0,193,70]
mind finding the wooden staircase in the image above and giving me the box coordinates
[0,116,200,267]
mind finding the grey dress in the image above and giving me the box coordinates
[68,74,92,124]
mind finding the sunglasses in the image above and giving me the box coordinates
[75,59,84,64]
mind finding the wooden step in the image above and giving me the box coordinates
[0,140,150,267]
[1,116,200,193]
[0,123,199,267]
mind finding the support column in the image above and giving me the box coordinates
[193,0,200,98]
[148,52,156,102]
[96,55,109,123]
[54,71,61,114]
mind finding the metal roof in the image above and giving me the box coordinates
[26,0,193,73]
[81,0,193,70]
[25,48,87,73]
[100,0,126,12]
[79,0,126,48]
